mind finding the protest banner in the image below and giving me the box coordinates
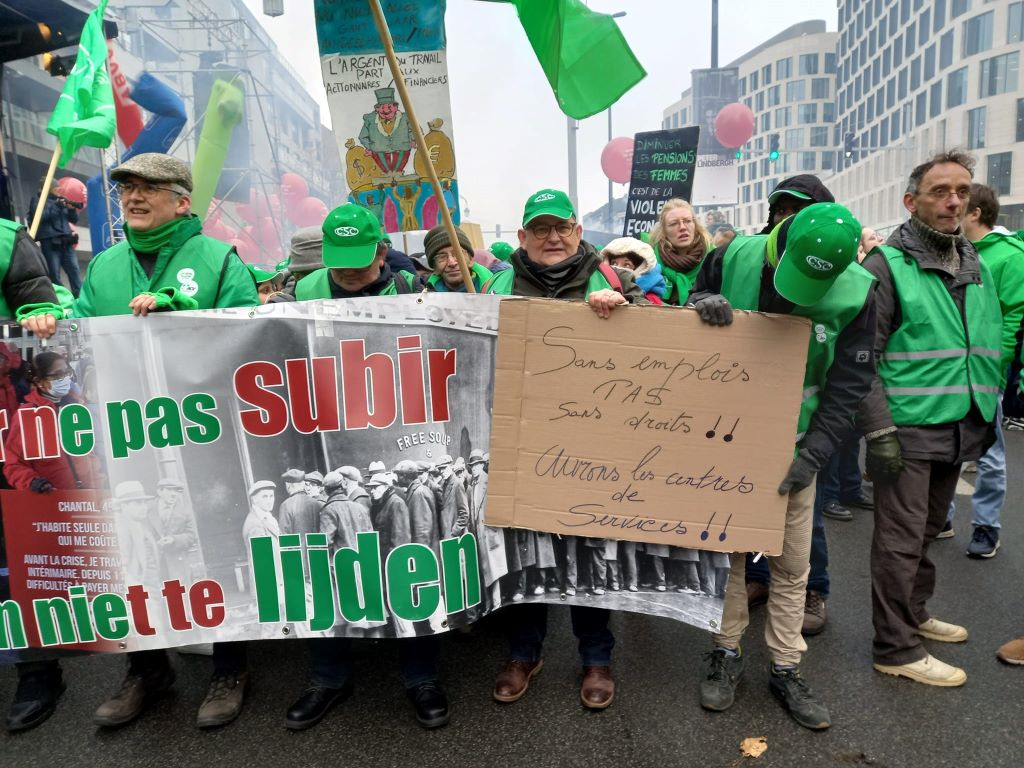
[0,296,758,661]
[621,127,699,238]
[315,0,460,234]
[487,299,810,554]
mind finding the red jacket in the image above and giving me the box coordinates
[4,389,102,490]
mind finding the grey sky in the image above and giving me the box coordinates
[244,0,837,232]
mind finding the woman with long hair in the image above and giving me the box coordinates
[649,199,712,305]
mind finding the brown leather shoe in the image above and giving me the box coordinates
[580,666,615,710]
[746,581,769,608]
[493,659,543,703]
[196,671,248,729]
[801,591,827,636]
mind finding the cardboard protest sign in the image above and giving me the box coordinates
[487,299,810,554]
[315,0,460,233]
[622,127,699,237]
[0,296,736,661]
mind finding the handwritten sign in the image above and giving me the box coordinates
[622,127,700,237]
[487,300,810,554]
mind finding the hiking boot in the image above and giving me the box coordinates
[918,617,968,643]
[493,659,543,703]
[6,668,65,732]
[935,520,955,540]
[996,637,1024,665]
[699,649,744,711]
[768,664,831,730]
[966,525,1000,558]
[873,654,966,686]
[746,581,769,608]
[93,665,175,727]
[196,671,248,729]
[822,501,853,521]
[802,591,827,636]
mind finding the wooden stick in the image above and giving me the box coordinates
[29,140,62,239]
[366,0,475,292]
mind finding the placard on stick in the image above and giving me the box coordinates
[487,300,810,554]
[622,126,699,238]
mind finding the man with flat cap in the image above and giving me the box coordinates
[304,471,326,502]
[90,153,258,731]
[395,460,439,552]
[434,454,469,541]
[74,152,257,318]
[150,477,197,585]
[336,465,371,511]
[278,468,321,538]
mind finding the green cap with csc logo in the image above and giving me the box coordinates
[774,202,861,306]
[522,188,576,226]
[321,204,384,268]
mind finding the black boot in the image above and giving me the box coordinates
[407,681,450,728]
[7,663,66,732]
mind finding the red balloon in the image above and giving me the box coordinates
[204,220,230,241]
[235,202,257,225]
[229,237,255,263]
[249,189,271,219]
[600,137,635,184]
[280,172,309,201]
[714,103,755,149]
[293,196,328,228]
[55,177,87,205]
[206,199,222,226]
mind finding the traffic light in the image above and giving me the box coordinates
[768,134,780,161]
[41,52,74,77]
[735,149,743,160]
[843,132,857,158]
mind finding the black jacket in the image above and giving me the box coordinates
[690,237,878,471]
[858,219,994,463]
[4,228,60,316]
[28,194,78,242]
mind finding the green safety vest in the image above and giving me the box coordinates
[720,235,875,442]
[876,244,1002,424]
[426,262,493,293]
[484,264,614,296]
[295,268,417,301]
[0,220,19,319]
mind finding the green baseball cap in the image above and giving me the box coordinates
[489,241,515,261]
[247,264,283,284]
[773,203,861,306]
[321,204,384,269]
[522,188,575,226]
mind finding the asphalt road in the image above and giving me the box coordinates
[3,434,1023,768]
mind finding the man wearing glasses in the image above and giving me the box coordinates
[73,153,257,317]
[486,189,647,710]
[79,154,258,729]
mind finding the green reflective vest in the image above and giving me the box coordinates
[295,268,417,301]
[0,219,19,319]
[720,235,875,442]
[426,262,493,293]
[484,264,613,296]
[877,244,1002,424]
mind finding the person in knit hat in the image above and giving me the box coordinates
[601,237,666,305]
[423,224,493,292]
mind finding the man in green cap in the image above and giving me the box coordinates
[359,87,415,176]
[248,265,286,304]
[487,188,647,712]
[88,153,257,731]
[489,241,515,262]
[287,204,422,300]
[423,224,492,292]
[689,202,877,731]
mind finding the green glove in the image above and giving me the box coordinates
[865,432,904,485]
[15,302,66,322]
[143,288,199,312]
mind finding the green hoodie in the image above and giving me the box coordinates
[73,214,258,317]
[975,230,1024,372]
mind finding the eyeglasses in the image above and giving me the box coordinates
[667,218,694,228]
[527,221,577,238]
[46,367,75,380]
[924,187,970,201]
[116,181,182,198]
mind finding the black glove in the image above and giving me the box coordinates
[693,294,733,326]
[865,432,904,485]
[30,477,55,494]
[778,451,819,495]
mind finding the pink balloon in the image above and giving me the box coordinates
[714,103,755,149]
[293,196,328,228]
[250,189,271,219]
[56,177,87,205]
[220,224,237,242]
[235,202,257,225]
[280,172,309,201]
[255,217,280,246]
[600,137,635,184]
[204,220,230,241]
[229,238,255,262]
[206,199,222,226]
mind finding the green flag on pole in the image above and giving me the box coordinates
[487,0,646,120]
[46,0,116,167]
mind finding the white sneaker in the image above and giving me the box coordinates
[873,654,967,686]
[918,617,968,643]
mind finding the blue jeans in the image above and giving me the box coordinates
[747,471,829,598]
[39,237,82,296]
[506,603,614,666]
[820,434,863,504]
[308,635,439,689]
[947,400,1005,528]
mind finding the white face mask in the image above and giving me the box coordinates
[48,375,72,398]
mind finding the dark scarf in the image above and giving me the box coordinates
[520,247,588,293]
[658,239,706,272]
[910,216,962,275]
[329,265,397,298]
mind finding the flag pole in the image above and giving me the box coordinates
[366,0,475,293]
[29,142,62,239]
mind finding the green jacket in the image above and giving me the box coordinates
[74,215,258,317]
[426,262,493,293]
[485,243,646,303]
[295,268,418,300]
[974,230,1024,372]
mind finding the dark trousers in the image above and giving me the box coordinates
[128,642,247,676]
[39,237,82,296]
[506,603,614,667]
[821,434,863,504]
[871,459,960,665]
[307,635,439,689]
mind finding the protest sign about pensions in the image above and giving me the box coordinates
[622,126,699,237]
[487,300,810,554]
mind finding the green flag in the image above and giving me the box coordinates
[46,0,116,167]
[489,0,646,120]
